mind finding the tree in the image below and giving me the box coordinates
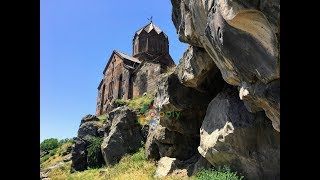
[40,138,59,151]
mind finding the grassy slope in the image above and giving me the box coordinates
[41,142,73,169]
[42,93,243,179]
[46,147,198,180]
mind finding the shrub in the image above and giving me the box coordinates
[40,154,50,164]
[40,138,59,151]
[97,113,108,122]
[49,148,57,156]
[87,137,104,168]
[115,99,128,105]
[195,166,244,180]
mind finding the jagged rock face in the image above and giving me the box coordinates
[170,0,280,131]
[71,138,88,172]
[198,86,280,179]
[145,124,199,160]
[154,72,223,135]
[78,122,100,141]
[175,45,217,88]
[80,114,99,124]
[240,80,280,131]
[71,115,104,172]
[145,126,160,160]
[101,106,143,165]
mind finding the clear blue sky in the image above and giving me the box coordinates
[40,0,188,142]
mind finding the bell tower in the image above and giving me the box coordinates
[132,21,169,58]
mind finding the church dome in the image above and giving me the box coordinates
[132,22,169,57]
[135,22,167,38]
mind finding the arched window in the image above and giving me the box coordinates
[118,74,123,99]
[100,84,105,115]
[108,81,114,99]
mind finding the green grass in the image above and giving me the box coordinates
[195,167,244,180]
[41,142,74,169]
[114,94,154,126]
[97,114,108,121]
[47,147,157,180]
[115,94,153,111]
[45,146,244,180]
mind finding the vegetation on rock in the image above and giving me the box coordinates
[115,93,154,111]
[195,167,244,180]
[87,137,104,168]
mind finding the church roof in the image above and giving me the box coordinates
[135,22,167,38]
[114,50,140,63]
[103,50,141,74]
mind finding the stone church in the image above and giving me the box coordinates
[96,22,175,116]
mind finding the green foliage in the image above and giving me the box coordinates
[87,137,104,168]
[97,113,108,122]
[58,138,75,146]
[127,94,153,111]
[114,99,128,105]
[131,147,145,162]
[40,138,59,151]
[195,166,244,180]
[46,148,156,180]
[49,148,58,156]
[40,154,50,164]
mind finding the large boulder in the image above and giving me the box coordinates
[198,86,280,179]
[62,145,73,156]
[71,114,105,172]
[154,72,223,135]
[239,80,280,131]
[154,157,177,178]
[145,124,199,161]
[80,114,100,124]
[101,106,143,165]
[175,45,219,89]
[71,138,88,172]
[170,0,280,131]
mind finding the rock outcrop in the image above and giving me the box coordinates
[101,106,143,165]
[154,157,177,178]
[69,1,280,179]
[71,115,104,172]
[146,124,199,160]
[170,0,280,132]
[198,86,280,179]
[145,1,281,178]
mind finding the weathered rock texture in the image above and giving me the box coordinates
[171,0,280,132]
[154,71,224,135]
[198,86,280,179]
[154,157,177,177]
[71,115,104,172]
[101,106,143,165]
[146,124,199,161]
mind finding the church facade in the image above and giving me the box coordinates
[96,22,175,116]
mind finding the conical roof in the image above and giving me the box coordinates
[135,22,167,38]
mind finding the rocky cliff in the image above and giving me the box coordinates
[71,1,280,179]
[147,0,280,179]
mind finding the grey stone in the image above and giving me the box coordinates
[198,86,280,179]
[101,106,143,165]
[170,0,280,131]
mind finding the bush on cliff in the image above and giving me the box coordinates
[40,138,59,151]
[87,137,104,168]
